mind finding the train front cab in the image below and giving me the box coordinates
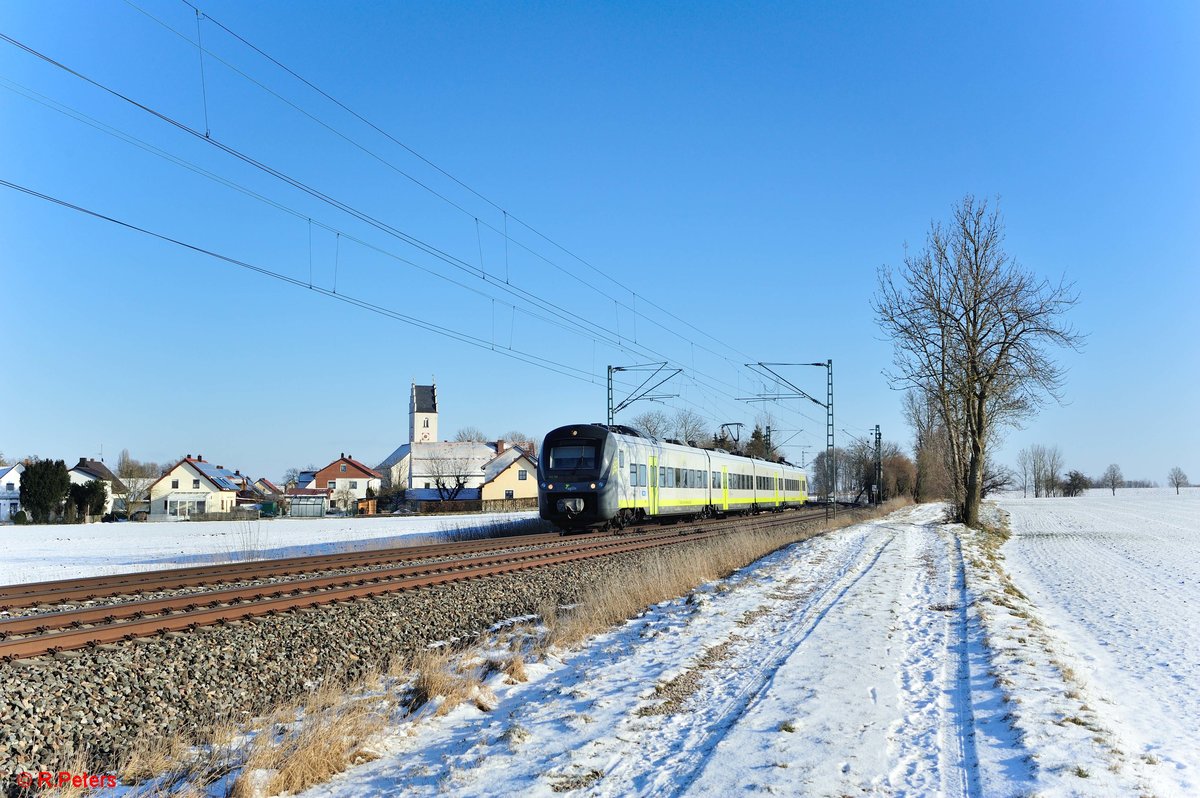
[538,425,619,529]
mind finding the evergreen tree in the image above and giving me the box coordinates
[69,479,108,521]
[20,459,71,523]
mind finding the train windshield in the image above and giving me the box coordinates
[547,443,599,472]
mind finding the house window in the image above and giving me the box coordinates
[328,481,336,489]
[350,481,358,489]
[192,479,200,489]
[4,483,12,492]
[518,470,527,481]
[505,489,514,499]
[340,464,347,472]
[171,479,179,489]
[424,481,431,489]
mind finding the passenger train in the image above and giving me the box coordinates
[538,423,807,530]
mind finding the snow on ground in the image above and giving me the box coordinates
[42,494,1197,796]
[992,488,1200,796]
[294,503,1030,798]
[0,512,538,585]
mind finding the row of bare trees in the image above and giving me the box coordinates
[1013,452,1191,497]
[809,443,916,503]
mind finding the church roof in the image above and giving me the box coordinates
[413,384,437,413]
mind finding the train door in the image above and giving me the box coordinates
[774,472,780,507]
[649,455,659,515]
[721,466,729,511]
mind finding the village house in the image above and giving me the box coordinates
[148,454,250,520]
[304,454,382,511]
[0,463,23,522]
[68,457,127,517]
[480,444,539,502]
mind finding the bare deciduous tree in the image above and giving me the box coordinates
[333,486,356,513]
[1044,445,1064,498]
[630,409,669,438]
[672,408,708,445]
[1015,448,1032,498]
[1101,464,1123,496]
[1169,467,1189,494]
[116,449,163,517]
[875,196,1083,526]
[904,389,952,502]
[499,430,538,456]
[453,426,487,443]
[427,455,475,501]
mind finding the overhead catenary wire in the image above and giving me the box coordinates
[171,0,756,366]
[2,28,820,437]
[0,177,613,385]
[0,75,730,383]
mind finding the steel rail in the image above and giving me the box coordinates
[0,523,752,661]
[0,508,834,661]
[0,528,698,638]
[0,529,575,609]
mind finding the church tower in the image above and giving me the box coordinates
[410,382,438,444]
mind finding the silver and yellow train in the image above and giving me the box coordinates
[538,423,807,530]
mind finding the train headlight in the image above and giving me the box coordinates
[547,483,555,490]
[589,482,597,489]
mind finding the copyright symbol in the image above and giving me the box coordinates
[16,772,33,789]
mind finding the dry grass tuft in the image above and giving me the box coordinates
[502,653,528,683]
[407,647,482,716]
[118,732,191,784]
[231,695,384,798]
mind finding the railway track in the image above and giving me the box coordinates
[0,508,829,662]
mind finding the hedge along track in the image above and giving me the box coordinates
[0,508,829,662]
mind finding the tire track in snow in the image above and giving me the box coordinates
[588,526,898,797]
[885,523,981,798]
[944,531,983,798]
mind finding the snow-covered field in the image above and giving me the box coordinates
[0,512,538,585]
[995,488,1200,796]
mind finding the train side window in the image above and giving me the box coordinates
[657,466,664,487]
[619,450,626,468]
[639,464,647,486]
[630,463,638,486]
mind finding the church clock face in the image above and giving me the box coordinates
[420,433,430,441]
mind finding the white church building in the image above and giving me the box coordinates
[377,383,536,501]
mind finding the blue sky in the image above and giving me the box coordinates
[2,0,1197,485]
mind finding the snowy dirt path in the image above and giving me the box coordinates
[302,504,1024,798]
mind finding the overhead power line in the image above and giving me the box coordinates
[0,31,759,414]
[1,27,820,436]
[171,0,757,366]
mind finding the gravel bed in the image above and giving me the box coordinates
[0,534,617,621]
[0,515,837,793]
